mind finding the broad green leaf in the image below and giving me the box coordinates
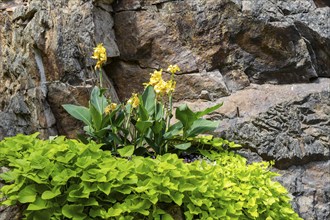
[136,120,153,134]
[69,186,89,199]
[90,86,108,115]
[0,171,18,182]
[97,183,112,195]
[113,111,126,126]
[26,209,52,220]
[155,102,164,121]
[107,207,123,217]
[18,185,37,203]
[62,204,86,219]
[175,104,197,131]
[152,120,165,134]
[174,142,191,150]
[164,122,183,139]
[89,102,102,131]
[169,191,184,206]
[195,103,223,118]
[84,198,99,206]
[142,86,156,115]
[228,141,242,148]
[27,197,49,210]
[62,104,92,126]
[186,119,219,138]
[89,207,106,218]
[41,189,61,200]
[118,145,135,157]
[138,105,149,121]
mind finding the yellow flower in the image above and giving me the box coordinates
[167,65,180,74]
[154,79,167,95]
[165,80,176,94]
[144,69,163,87]
[104,103,117,114]
[91,43,107,70]
[143,68,177,95]
[127,93,140,108]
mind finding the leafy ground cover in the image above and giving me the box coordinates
[0,133,301,220]
[0,44,302,219]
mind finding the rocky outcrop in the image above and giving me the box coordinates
[110,1,330,219]
[0,0,118,139]
[178,78,330,220]
[111,0,329,101]
[0,0,329,219]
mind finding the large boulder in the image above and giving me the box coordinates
[111,0,329,101]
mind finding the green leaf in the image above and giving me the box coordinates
[107,207,123,217]
[164,122,183,139]
[62,204,86,219]
[142,86,156,115]
[138,105,149,121]
[175,104,197,131]
[0,171,18,182]
[152,120,165,134]
[41,188,61,200]
[174,142,191,150]
[89,102,102,131]
[118,145,135,157]
[170,191,184,206]
[18,185,37,203]
[136,120,153,134]
[195,103,223,118]
[155,102,164,121]
[186,119,219,138]
[90,86,108,115]
[27,197,49,211]
[62,104,92,126]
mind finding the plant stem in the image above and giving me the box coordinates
[99,69,103,88]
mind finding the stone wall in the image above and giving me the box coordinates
[0,0,329,219]
[110,1,329,219]
[0,0,119,139]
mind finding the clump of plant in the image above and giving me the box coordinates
[63,44,239,157]
[0,134,302,220]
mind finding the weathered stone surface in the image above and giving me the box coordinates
[0,0,329,219]
[275,160,330,220]
[0,0,119,140]
[111,0,329,101]
[222,90,330,169]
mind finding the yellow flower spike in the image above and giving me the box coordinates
[104,103,117,115]
[154,79,167,95]
[167,65,180,74]
[143,69,163,88]
[127,93,140,108]
[165,80,176,94]
[91,43,107,70]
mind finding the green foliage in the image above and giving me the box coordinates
[0,134,302,220]
[63,83,224,156]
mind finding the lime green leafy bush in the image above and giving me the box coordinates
[0,134,301,220]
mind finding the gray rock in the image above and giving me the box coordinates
[177,78,330,219]
[0,0,329,219]
[222,91,330,169]
[111,0,329,94]
[0,0,119,140]
[275,160,330,220]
